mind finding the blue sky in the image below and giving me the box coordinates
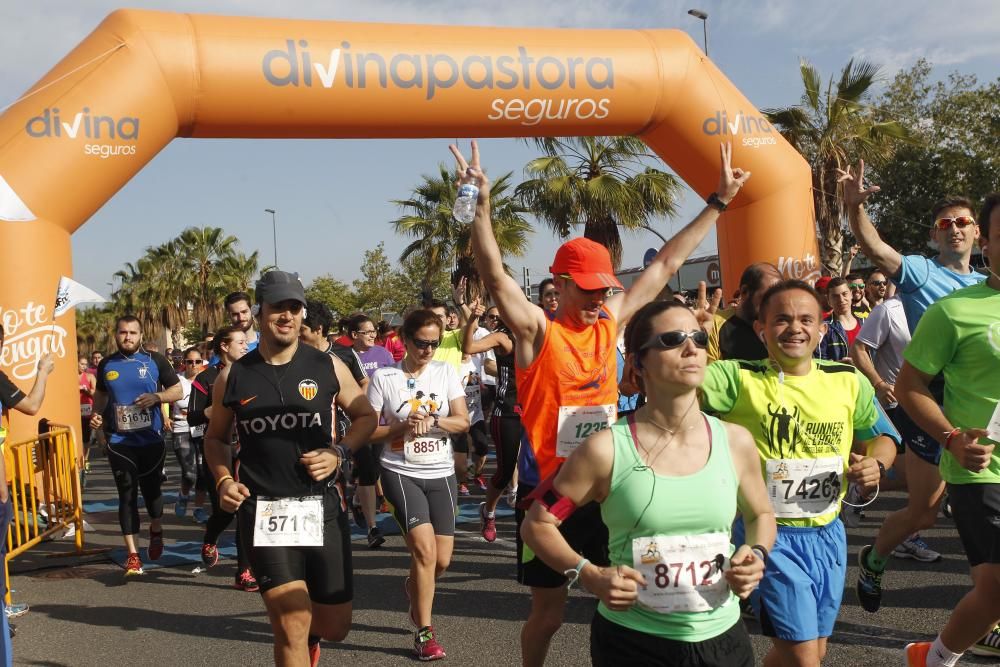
[2,1,998,297]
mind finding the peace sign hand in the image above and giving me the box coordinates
[693,280,723,331]
[449,140,490,202]
[836,159,881,209]
[716,142,751,205]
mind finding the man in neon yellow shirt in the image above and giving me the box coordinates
[903,193,1000,667]
[700,280,897,666]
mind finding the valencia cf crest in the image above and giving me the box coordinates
[298,379,318,401]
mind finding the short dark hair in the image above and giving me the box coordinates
[980,193,1000,239]
[624,300,694,360]
[212,326,243,357]
[224,291,251,309]
[347,314,374,335]
[931,196,975,221]
[115,315,140,330]
[304,301,335,337]
[844,273,863,284]
[537,278,556,304]
[446,306,458,318]
[826,276,848,292]
[401,309,443,341]
[738,262,781,295]
[427,299,448,312]
[758,280,823,320]
[183,346,201,358]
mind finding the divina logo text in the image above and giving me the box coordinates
[261,40,615,101]
[25,108,139,140]
[702,111,777,148]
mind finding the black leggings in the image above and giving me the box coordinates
[490,414,522,492]
[453,421,489,457]
[107,442,166,536]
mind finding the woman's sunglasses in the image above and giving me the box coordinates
[412,338,441,350]
[640,329,709,351]
[934,216,976,230]
[184,359,205,365]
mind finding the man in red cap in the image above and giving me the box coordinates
[456,140,751,666]
[815,275,833,319]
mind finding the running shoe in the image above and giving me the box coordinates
[856,545,884,613]
[904,642,931,666]
[892,535,941,562]
[458,483,470,496]
[970,624,1000,657]
[201,543,219,568]
[174,493,189,518]
[404,576,418,627]
[192,507,210,524]
[148,529,164,561]
[479,502,497,543]
[4,603,28,619]
[475,475,488,491]
[308,637,321,667]
[367,526,386,549]
[124,552,144,577]
[234,568,260,592]
[379,499,391,514]
[414,626,446,661]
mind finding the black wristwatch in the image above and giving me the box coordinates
[706,192,728,212]
[876,460,887,479]
[432,414,440,429]
[751,544,770,566]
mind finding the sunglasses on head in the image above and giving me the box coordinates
[934,216,976,230]
[412,338,441,350]
[640,329,709,351]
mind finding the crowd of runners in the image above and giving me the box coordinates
[1,141,993,666]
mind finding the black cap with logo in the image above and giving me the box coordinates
[255,270,307,307]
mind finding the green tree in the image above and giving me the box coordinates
[76,305,116,355]
[392,165,532,299]
[389,253,452,312]
[353,242,399,318]
[305,275,357,318]
[865,60,1000,254]
[764,59,916,274]
[515,136,681,269]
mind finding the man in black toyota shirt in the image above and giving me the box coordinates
[205,271,376,667]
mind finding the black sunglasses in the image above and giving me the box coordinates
[868,280,887,286]
[184,359,205,365]
[640,329,709,351]
[412,338,441,350]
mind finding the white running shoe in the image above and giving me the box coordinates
[892,535,941,562]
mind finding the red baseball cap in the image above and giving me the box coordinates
[815,276,832,291]
[550,238,623,291]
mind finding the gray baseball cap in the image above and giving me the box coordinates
[255,270,306,307]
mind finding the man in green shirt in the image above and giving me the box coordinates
[903,192,1000,667]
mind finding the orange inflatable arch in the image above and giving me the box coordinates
[0,9,818,440]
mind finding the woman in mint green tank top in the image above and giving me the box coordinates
[522,301,776,666]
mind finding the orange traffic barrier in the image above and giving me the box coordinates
[0,10,819,438]
[3,425,86,605]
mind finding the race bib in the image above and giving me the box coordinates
[190,424,205,438]
[114,404,152,432]
[80,404,93,417]
[633,533,731,614]
[556,404,616,458]
[404,436,452,466]
[253,495,324,547]
[987,401,1000,443]
[766,457,843,519]
[465,384,481,410]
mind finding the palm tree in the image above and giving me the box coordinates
[764,59,916,274]
[76,305,115,355]
[515,136,682,268]
[176,226,241,330]
[392,166,532,300]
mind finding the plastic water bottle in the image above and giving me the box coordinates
[452,171,479,223]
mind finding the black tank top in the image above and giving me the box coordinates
[492,326,518,417]
[223,345,339,498]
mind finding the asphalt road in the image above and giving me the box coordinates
[8,456,996,666]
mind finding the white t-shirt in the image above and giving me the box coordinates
[474,327,497,386]
[459,359,484,425]
[170,376,192,433]
[367,361,465,479]
[855,298,910,386]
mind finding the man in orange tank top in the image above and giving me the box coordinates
[458,140,751,666]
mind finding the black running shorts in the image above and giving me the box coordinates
[947,482,1000,567]
[515,484,610,588]
[381,470,457,536]
[238,494,353,605]
[590,612,754,667]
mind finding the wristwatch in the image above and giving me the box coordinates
[706,192,728,212]
[432,414,440,429]
[876,460,887,479]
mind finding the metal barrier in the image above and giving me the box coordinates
[3,424,86,605]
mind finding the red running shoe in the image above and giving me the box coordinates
[201,543,218,568]
[148,529,164,561]
[124,552,144,577]
[308,638,321,667]
[234,568,260,592]
[479,502,497,543]
[904,642,931,666]
[475,475,488,491]
[414,626,446,661]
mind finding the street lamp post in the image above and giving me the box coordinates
[639,223,668,244]
[264,208,278,268]
[687,9,709,56]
